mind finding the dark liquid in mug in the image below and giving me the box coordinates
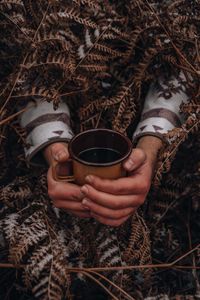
[78,147,121,164]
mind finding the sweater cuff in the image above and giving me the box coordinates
[133,72,189,143]
[20,99,74,165]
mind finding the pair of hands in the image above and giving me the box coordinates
[44,136,162,227]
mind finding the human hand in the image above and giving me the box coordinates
[80,136,163,226]
[43,142,90,218]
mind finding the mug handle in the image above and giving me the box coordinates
[52,159,75,182]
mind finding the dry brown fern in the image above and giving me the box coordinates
[0,0,200,299]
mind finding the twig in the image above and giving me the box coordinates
[0,11,33,44]
[0,263,25,269]
[144,0,200,76]
[81,271,119,300]
[0,2,50,116]
[89,270,134,300]
[1,244,199,271]
[0,99,46,126]
[0,107,30,127]
[155,119,200,180]
[186,203,200,294]
[57,22,112,93]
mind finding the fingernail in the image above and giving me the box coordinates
[124,158,134,170]
[54,149,67,161]
[85,175,93,183]
[81,185,89,194]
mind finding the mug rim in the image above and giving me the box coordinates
[68,128,133,167]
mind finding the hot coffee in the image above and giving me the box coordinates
[78,147,121,164]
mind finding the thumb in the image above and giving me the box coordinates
[50,142,69,163]
[123,148,146,172]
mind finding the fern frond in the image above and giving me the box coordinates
[80,112,101,130]
[94,42,124,57]
[0,0,24,10]
[181,101,200,115]
[9,211,48,264]
[101,32,120,41]
[80,64,108,72]
[102,85,130,107]
[123,213,150,266]
[167,0,185,12]
[3,213,20,244]
[79,98,103,120]
[23,0,47,27]
[154,115,200,185]
[173,15,190,26]
[46,9,98,29]
[86,53,111,62]
[72,0,101,11]
[35,33,71,51]
[0,179,32,208]
[25,52,68,67]
[110,26,130,39]
[11,87,59,101]
[37,27,80,48]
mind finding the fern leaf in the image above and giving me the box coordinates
[102,85,130,107]
[12,87,59,101]
[3,213,20,244]
[72,0,101,11]
[86,53,111,62]
[9,211,48,264]
[80,64,108,72]
[46,9,98,29]
[94,42,124,57]
[0,0,24,10]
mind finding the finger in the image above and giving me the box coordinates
[82,198,136,219]
[65,209,91,218]
[48,167,84,201]
[123,148,146,172]
[50,143,69,162]
[85,174,150,195]
[81,185,144,209]
[91,213,131,227]
[53,199,88,211]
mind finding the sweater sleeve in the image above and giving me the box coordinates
[132,72,189,143]
[20,99,74,165]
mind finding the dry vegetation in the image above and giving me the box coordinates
[0,0,199,299]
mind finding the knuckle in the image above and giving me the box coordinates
[51,143,61,152]
[135,148,146,162]
[72,191,83,201]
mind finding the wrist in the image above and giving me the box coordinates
[136,135,163,167]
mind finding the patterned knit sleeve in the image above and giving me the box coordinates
[20,99,74,165]
[132,72,189,143]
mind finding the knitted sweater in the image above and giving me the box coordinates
[20,72,189,163]
[0,1,199,299]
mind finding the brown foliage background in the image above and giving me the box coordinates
[0,0,199,299]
